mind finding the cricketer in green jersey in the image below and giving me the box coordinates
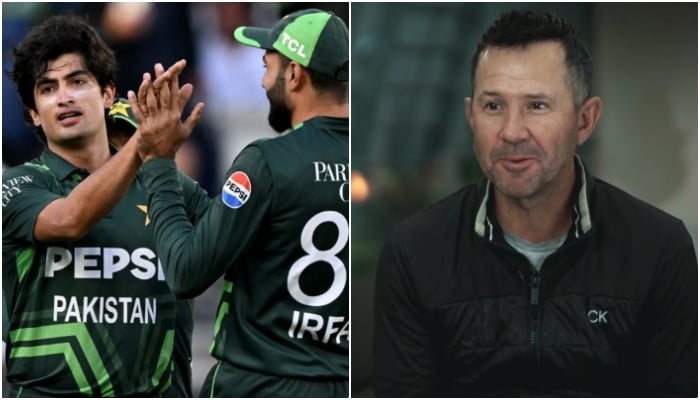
[107,97,203,398]
[134,8,349,398]
[2,15,205,397]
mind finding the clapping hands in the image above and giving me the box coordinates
[128,59,205,163]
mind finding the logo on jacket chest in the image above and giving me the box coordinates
[587,309,608,324]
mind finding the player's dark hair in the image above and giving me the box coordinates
[307,67,348,104]
[471,9,592,107]
[8,14,117,143]
[279,54,347,104]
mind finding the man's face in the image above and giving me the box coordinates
[29,52,112,146]
[467,41,582,200]
[262,52,292,133]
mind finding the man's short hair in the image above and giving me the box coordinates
[277,53,348,104]
[471,9,592,107]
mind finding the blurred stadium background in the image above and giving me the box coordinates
[350,3,697,397]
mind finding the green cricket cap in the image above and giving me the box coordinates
[107,97,137,129]
[233,8,348,81]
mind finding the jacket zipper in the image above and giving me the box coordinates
[529,271,542,371]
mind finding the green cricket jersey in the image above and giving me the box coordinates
[142,116,349,395]
[168,297,194,397]
[2,147,209,397]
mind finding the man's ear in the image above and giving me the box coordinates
[576,96,602,145]
[287,62,304,91]
[103,81,116,109]
[29,108,41,127]
[464,97,475,130]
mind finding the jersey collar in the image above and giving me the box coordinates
[39,145,118,182]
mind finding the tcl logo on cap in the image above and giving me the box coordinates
[222,171,251,209]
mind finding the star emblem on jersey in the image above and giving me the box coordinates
[108,101,130,118]
[137,205,150,226]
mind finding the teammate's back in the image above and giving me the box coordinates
[215,116,349,378]
[138,8,350,397]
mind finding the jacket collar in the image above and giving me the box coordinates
[474,154,593,241]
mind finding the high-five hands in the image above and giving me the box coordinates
[128,59,205,163]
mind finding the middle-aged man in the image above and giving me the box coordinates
[374,8,697,397]
[132,8,349,398]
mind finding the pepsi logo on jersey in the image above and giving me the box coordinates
[222,171,251,209]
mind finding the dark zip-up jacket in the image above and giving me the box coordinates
[374,157,697,397]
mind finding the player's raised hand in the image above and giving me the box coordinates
[128,59,204,162]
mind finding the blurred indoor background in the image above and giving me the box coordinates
[2,2,697,398]
[350,3,697,397]
[1,2,348,396]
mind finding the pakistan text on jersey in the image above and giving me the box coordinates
[45,246,166,281]
[53,295,157,324]
[287,310,349,344]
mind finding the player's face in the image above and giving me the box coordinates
[262,52,292,133]
[29,52,113,146]
[466,41,584,200]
